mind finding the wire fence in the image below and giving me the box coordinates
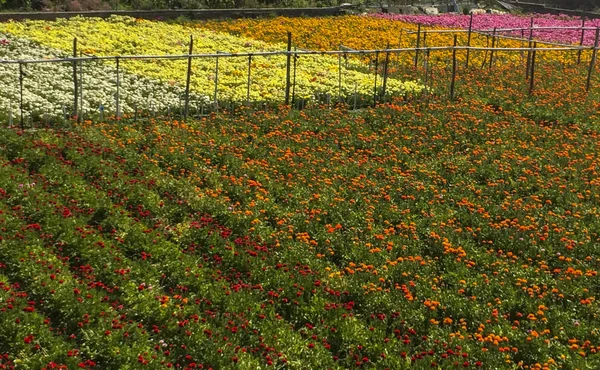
[2,24,599,129]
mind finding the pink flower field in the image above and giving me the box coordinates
[372,13,600,46]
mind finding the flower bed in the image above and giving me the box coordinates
[197,15,584,67]
[0,16,424,107]
[373,13,600,46]
[0,33,210,121]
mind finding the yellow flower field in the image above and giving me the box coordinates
[0,16,424,104]
[198,15,586,67]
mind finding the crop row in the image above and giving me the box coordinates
[0,15,423,113]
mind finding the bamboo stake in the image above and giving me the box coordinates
[72,38,78,120]
[373,51,379,107]
[381,42,390,101]
[292,48,298,106]
[526,17,534,80]
[398,29,403,71]
[450,35,458,100]
[465,13,473,68]
[19,62,24,130]
[214,52,219,112]
[247,54,252,106]
[586,28,600,93]
[578,17,585,64]
[79,51,84,123]
[184,35,194,121]
[414,24,421,69]
[284,32,292,105]
[115,56,120,118]
[489,27,497,69]
[338,44,342,103]
[529,42,537,95]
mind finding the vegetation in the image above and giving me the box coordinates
[1,13,600,370]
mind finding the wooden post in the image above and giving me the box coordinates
[489,27,497,69]
[424,30,430,80]
[398,29,403,71]
[586,28,600,93]
[19,62,24,130]
[284,32,292,106]
[529,42,537,95]
[521,29,525,65]
[450,35,458,100]
[578,17,585,64]
[214,52,219,111]
[481,35,490,69]
[247,54,252,106]
[79,51,84,123]
[115,57,120,118]
[373,51,379,107]
[465,13,473,68]
[382,42,390,101]
[338,44,342,103]
[72,38,78,119]
[184,35,194,121]
[292,48,298,106]
[414,24,421,69]
[526,17,534,80]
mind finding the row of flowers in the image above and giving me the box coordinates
[1,70,600,368]
[196,15,590,67]
[373,13,600,46]
[0,33,210,121]
[0,15,424,112]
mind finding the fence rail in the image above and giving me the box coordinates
[0,44,596,65]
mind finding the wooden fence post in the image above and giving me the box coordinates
[529,42,537,95]
[19,62,24,130]
[184,35,194,121]
[586,28,599,93]
[578,17,585,64]
[414,24,421,69]
[465,13,473,68]
[72,37,78,119]
[373,50,379,107]
[489,27,497,69]
[381,42,390,101]
[214,52,219,112]
[79,51,84,123]
[292,47,298,106]
[284,32,292,105]
[247,54,252,106]
[526,17,534,80]
[450,35,458,100]
[398,29,403,71]
[338,44,342,103]
[115,56,120,118]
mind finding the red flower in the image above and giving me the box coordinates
[24,335,34,344]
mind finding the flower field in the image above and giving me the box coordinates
[198,15,590,66]
[1,11,600,370]
[374,13,600,46]
[0,15,423,117]
[0,33,210,122]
